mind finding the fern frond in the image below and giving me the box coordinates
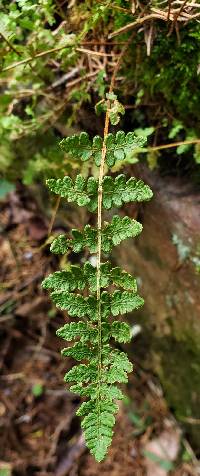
[60,131,145,167]
[46,173,152,211]
[50,234,69,254]
[77,399,118,417]
[62,345,94,362]
[51,289,143,320]
[56,321,98,342]
[110,321,131,343]
[51,292,98,320]
[49,216,142,255]
[102,215,142,251]
[110,290,144,316]
[82,410,115,462]
[42,119,153,462]
[42,262,137,293]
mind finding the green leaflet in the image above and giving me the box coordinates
[111,321,131,343]
[77,399,118,417]
[56,320,131,345]
[47,175,97,210]
[50,234,69,254]
[42,261,137,293]
[70,383,98,398]
[110,291,144,316]
[51,290,143,320]
[103,350,133,384]
[102,174,153,207]
[49,215,142,255]
[102,215,142,251]
[60,131,145,167]
[70,382,124,405]
[82,411,115,462]
[46,173,153,212]
[64,362,97,382]
[99,384,124,401]
[56,321,98,343]
[42,266,86,292]
[62,343,95,362]
[43,125,153,462]
[51,292,98,320]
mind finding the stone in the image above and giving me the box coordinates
[114,165,200,448]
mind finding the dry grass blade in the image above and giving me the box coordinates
[109,0,200,39]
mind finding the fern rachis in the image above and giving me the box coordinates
[42,95,153,461]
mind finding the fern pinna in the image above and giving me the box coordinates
[42,115,153,461]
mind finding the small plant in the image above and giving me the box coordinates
[42,89,153,461]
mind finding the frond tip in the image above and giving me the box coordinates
[82,410,115,462]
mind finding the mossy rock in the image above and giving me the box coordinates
[114,167,200,449]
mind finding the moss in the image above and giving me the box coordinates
[128,313,200,449]
[172,234,191,263]
[152,337,200,448]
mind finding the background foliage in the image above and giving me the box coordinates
[1,0,200,186]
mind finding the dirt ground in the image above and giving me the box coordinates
[0,185,199,476]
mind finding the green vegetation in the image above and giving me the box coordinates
[1,1,200,183]
[42,118,153,461]
[1,0,200,463]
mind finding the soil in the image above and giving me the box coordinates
[0,184,199,476]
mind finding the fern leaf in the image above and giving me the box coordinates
[72,225,97,253]
[52,292,118,326]
[110,267,137,291]
[47,173,152,211]
[101,350,133,384]
[42,266,85,292]
[77,399,118,417]
[47,175,91,207]
[111,290,144,316]
[86,263,137,292]
[50,216,142,255]
[62,343,95,362]
[42,262,137,293]
[52,289,142,320]
[99,384,124,401]
[70,383,97,398]
[43,120,153,462]
[56,321,98,343]
[50,235,69,254]
[82,410,115,462]
[85,262,110,291]
[64,362,97,382]
[106,350,133,372]
[102,216,142,252]
[102,174,153,208]
[76,400,96,416]
[110,321,131,343]
[51,292,98,320]
[60,132,94,161]
[60,131,145,167]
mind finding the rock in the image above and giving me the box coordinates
[114,166,200,448]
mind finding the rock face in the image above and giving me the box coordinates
[115,166,200,448]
